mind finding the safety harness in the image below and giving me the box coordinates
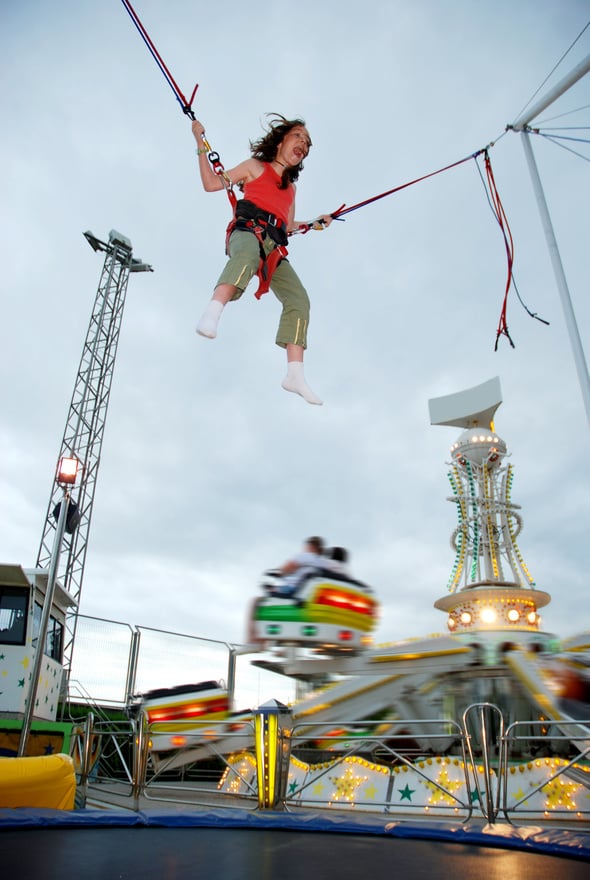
[226,199,289,300]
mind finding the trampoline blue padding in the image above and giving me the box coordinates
[1,807,590,872]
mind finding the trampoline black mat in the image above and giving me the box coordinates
[3,826,589,880]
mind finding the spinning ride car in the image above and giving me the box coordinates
[249,569,379,653]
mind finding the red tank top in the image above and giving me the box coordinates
[243,163,294,226]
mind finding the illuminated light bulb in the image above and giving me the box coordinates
[481,607,497,624]
[57,455,80,485]
[507,609,520,622]
[448,617,456,629]
[527,611,537,624]
[460,612,472,624]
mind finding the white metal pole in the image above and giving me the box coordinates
[511,52,590,130]
[520,129,590,427]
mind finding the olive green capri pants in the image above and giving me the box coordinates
[216,229,310,349]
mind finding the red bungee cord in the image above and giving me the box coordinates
[330,151,486,220]
[294,150,486,234]
[483,150,516,349]
[121,0,235,208]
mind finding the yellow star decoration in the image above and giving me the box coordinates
[223,758,254,793]
[425,768,464,806]
[542,779,581,811]
[20,657,30,669]
[217,752,256,793]
[364,784,378,800]
[511,787,529,806]
[329,766,368,803]
[312,782,325,796]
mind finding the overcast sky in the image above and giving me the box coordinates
[2,1,589,687]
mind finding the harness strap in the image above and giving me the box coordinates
[226,201,289,299]
[253,240,288,299]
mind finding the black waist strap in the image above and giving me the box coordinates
[234,199,288,246]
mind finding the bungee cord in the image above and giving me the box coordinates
[121,0,197,117]
[474,154,550,345]
[293,149,490,233]
[482,151,516,350]
[121,0,235,204]
[330,150,486,220]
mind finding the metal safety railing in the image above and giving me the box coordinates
[286,717,472,818]
[70,703,590,823]
[499,717,590,823]
[463,702,504,822]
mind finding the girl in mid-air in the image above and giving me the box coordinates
[192,115,332,405]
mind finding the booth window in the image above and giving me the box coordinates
[0,587,28,645]
[32,602,64,662]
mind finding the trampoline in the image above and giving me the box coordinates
[2,808,589,880]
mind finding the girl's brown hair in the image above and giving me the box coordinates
[250,114,310,188]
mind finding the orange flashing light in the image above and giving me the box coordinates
[315,588,375,616]
[147,697,229,723]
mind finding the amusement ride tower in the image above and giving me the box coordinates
[429,377,551,637]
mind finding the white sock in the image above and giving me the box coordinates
[281,361,323,406]
[196,300,224,339]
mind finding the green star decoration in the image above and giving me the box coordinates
[18,678,25,688]
[399,784,415,802]
[288,780,299,794]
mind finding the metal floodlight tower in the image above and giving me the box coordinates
[36,229,153,684]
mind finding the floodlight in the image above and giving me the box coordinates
[56,455,79,486]
[109,229,132,250]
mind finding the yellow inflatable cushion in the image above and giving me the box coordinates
[0,753,76,810]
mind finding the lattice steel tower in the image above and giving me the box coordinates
[36,230,152,678]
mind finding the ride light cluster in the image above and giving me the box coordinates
[451,434,500,451]
[450,428,507,468]
[446,597,539,631]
